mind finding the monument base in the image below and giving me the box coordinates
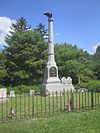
[41,77,75,95]
[42,83,63,95]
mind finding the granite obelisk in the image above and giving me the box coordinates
[42,12,62,94]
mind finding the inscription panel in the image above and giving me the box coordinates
[50,67,57,77]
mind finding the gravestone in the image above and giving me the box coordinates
[0,88,8,102]
[61,77,67,84]
[29,90,35,96]
[66,77,72,84]
[10,90,15,97]
[61,77,74,92]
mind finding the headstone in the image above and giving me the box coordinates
[10,90,15,97]
[61,77,75,92]
[29,90,35,96]
[0,88,7,98]
[0,88,8,102]
[66,77,72,84]
[61,77,67,84]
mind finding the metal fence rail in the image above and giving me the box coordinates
[0,90,100,122]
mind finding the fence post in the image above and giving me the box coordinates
[56,91,58,113]
[91,91,94,109]
[20,91,22,118]
[40,95,43,116]
[15,92,17,118]
[6,95,8,120]
[98,91,99,108]
[24,90,26,118]
[32,92,34,118]
[75,90,77,111]
[60,90,62,112]
[63,89,66,111]
[52,92,54,114]
[71,90,74,111]
[28,91,30,117]
[36,94,38,117]
[44,94,46,115]
[88,91,89,109]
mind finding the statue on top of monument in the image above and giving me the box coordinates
[44,12,52,19]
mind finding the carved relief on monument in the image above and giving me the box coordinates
[49,67,57,77]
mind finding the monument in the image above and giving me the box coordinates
[9,90,15,97]
[41,12,75,95]
[0,88,8,102]
[42,12,63,94]
[29,90,35,96]
[61,77,74,92]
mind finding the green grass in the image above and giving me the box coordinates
[0,109,100,133]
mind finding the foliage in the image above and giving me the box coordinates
[93,45,100,80]
[55,43,93,84]
[34,22,47,37]
[86,80,100,91]
[0,52,7,85]
[10,17,31,33]
[2,17,47,87]
[78,80,100,91]
[7,84,40,94]
[94,45,100,59]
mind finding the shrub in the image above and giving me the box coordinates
[78,80,100,91]
[7,84,41,94]
[87,80,100,91]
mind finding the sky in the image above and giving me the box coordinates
[0,0,100,54]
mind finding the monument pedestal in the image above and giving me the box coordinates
[42,83,63,95]
[42,76,63,95]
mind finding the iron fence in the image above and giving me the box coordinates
[0,90,100,122]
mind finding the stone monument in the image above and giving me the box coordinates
[9,90,15,97]
[61,77,74,92]
[0,88,8,102]
[29,90,35,96]
[42,12,63,94]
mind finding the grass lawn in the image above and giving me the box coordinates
[0,109,100,133]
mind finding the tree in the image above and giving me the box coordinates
[34,23,47,36]
[93,45,100,80]
[94,45,100,59]
[3,18,47,86]
[0,52,7,85]
[55,43,94,84]
[10,17,31,33]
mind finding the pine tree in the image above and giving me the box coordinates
[94,45,100,59]
[34,23,47,36]
[3,18,47,86]
[94,45,100,80]
[10,17,31,34]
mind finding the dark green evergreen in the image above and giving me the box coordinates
[3,17,47,86]
[34,22,47,36]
